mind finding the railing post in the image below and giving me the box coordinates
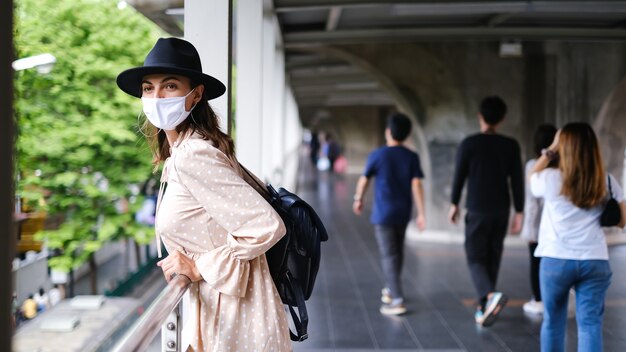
[161,302,182,352]
[109,275,190,352]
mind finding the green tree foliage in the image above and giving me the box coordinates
[14,0,163,272]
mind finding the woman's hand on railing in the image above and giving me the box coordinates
[157,250,202,283]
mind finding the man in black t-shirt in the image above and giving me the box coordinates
[449,96,524,327]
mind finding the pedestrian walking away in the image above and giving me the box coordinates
[449,96,524,327]
[530,122,626,352]
[520,124,557,316]
[117,37,292,352]
[352,113,426,316]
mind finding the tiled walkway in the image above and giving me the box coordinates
[293,170,626,352]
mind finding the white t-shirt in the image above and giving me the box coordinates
[530,169,623,260]
[48,288,62,306]
[520,159,543,242]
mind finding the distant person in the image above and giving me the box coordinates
[12,292,18,328]
[309,131,320,167]
[353,113,426,315]
[33,287,49,312]
[520,124,557,315]
[320,133,340,172]
[530,122,626,351]
[135,177,159,226]
[116,37,290,350]
[48,284,64,307]
[449,96,524,327]
[21,294,37,320]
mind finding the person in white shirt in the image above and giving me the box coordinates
[33,287,49,312]
[48,284,63,307]
[530,122,626,352]
[521,124,556,315]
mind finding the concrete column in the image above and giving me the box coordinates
[272,44,286,184]
[185,0,231,132]
[1,0,15,348]
[260,14,276,181]
[283,86,302,191]
[235,0,263,174]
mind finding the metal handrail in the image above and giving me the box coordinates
[111,274,191,352]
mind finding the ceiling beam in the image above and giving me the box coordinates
[275,1,626,13]
[285,27,626,47]
[295,94,395,107]
[285,57,347,70]
[290,69,371,79]
[292,83,377,92]
[275,0,412,12]
[126,0,184,36]
[486,13,514,27]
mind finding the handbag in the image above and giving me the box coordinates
[600,176,621,227]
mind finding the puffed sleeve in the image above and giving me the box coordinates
[172,140,286,297]
[530,170,546,198]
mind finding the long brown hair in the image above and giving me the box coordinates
[141,80,237,167]
[558,122,606,208]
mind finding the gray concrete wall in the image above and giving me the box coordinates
[307,40,626,231]
[307,105,389,173]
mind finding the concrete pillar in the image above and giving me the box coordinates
[184,0,231,132]
[260,14,276,181]
[1,0,15,348]
[283,86,302,191]
[235,0,263,174]
[272,44,286,184]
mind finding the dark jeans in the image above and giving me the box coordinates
[374,224,407,301]
[464,212,509,308]
[528,242,542,301]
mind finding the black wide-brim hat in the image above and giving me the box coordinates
[117,37,226,99]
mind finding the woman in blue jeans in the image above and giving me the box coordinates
[530,122,626,351]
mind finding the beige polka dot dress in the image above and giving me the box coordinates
[156,132,292,352]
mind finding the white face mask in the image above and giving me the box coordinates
[141,88,196,130]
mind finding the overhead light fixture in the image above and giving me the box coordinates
[499,41,523,58]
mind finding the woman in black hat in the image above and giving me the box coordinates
[117,37,291,351]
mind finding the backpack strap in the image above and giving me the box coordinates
[285,272,309,342]
[238,163,272,201]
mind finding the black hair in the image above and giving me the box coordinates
[387,113,412,142]
[533,124,557,157]
[479,96,507,125]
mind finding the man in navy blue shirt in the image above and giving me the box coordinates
[449,96,524,327]
[353,113,426,315]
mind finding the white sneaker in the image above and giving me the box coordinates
[380,302,407,315]
[381,288,392,304]
[523,299,544,315]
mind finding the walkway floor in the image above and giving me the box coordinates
[292,169,626,352]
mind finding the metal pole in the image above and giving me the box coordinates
[161,304,182,352]
[1,0,15,350]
